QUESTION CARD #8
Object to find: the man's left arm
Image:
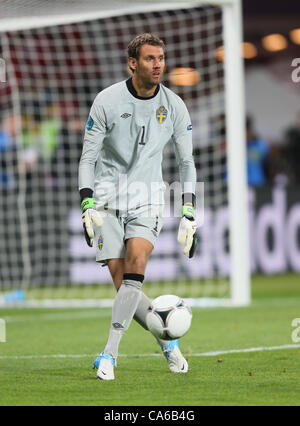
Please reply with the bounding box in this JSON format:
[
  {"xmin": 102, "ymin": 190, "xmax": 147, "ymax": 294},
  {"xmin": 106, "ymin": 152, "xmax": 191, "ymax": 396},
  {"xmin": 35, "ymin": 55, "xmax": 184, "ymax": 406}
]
[{"xmin": 172, "ymin": 98, "xmax": 198, "ymax": 258}]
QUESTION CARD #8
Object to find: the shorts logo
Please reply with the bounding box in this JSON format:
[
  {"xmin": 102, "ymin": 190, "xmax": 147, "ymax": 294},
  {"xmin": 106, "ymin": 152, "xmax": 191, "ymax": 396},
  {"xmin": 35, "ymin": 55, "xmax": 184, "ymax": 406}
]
[
  {"xmin": 86, "ymin": 115, "xmax": 94, "ymax": 131},
  {"xmin": 120, "ymin": 113, "xmax": 131, "ymax": 119},
  {"xmin": 98, "ymin": 235, "xmax": 104, "ymax": 250},
  {"xmin": 187, "ymin": 124, "xmax": 192, "ymax": 131},
  {"xmin": 156, "ymin": 106, "xmax": 168, "ymax": 123}
]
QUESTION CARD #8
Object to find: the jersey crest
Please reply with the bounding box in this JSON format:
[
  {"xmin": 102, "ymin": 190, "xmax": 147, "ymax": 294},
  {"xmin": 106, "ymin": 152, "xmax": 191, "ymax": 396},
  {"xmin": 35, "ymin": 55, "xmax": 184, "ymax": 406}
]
[{"xmin": 156, "ymin": 106, "xmax": 168, "ymax": 124}]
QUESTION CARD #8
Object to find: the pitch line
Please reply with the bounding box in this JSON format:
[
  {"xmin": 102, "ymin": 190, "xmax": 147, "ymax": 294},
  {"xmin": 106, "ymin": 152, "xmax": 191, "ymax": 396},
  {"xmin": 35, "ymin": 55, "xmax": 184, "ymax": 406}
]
[
  {"xmin": 1, "ymin": 344, "xmax": 300, "ymax": 360},
  {"xmin": 192, "ymin": 344, "xmax": 300, "ymax": 357}
]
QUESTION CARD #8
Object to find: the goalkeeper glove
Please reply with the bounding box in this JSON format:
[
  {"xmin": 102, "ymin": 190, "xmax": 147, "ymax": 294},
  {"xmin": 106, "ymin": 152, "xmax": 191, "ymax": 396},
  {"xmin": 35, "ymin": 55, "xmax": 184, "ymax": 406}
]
[
  {"xmin": 177, "ymin": 205, "xmax": 198, "ymax": 258},
  {"xmin": 81, "ymin": 198, "xmax": 103, "ymax": 247}
]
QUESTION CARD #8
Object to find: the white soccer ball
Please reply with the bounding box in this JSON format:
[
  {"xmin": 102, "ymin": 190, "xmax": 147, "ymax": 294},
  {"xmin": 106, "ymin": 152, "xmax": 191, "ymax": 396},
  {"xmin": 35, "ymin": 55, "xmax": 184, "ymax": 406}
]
[{"xmin": 146, "ymin": 294, "xmax": 192, "ymax": 340}]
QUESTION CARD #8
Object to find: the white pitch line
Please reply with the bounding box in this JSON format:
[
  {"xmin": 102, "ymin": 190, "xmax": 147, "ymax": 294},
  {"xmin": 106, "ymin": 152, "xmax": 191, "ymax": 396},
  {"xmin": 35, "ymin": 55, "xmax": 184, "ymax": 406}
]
[
  {"xmin": 1, "ymin": 344, "xmax": 300, "ymax": 360},
  {"xmin": 191, "ymin": 344, "xmax": 300, "ymax": 357},
  {"xmin": 3, "ymin": 310, "xmax": 110, "ymax": 323}
]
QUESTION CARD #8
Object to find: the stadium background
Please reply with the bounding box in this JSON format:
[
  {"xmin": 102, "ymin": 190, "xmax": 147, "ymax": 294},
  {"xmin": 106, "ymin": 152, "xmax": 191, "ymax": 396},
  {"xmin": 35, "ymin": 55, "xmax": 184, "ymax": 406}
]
[
  {"xmin": 0, "ymin": 0, "xmax": 300, "ymax": 408},
  {"xmin": 0, "ymin": 0, "xmax": 299, "ymax": 297}
]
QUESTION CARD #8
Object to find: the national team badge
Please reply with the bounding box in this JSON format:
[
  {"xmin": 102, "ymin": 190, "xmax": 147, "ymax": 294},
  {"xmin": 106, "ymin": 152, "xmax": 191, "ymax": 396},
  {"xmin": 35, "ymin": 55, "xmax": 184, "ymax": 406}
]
[
  {"xmin": 98, "ymin": 235, "xmax": 104, "ymax": 251},
  {"xmin": 156, "ymin": 106, "xmax": 168, "ymax": 124}
]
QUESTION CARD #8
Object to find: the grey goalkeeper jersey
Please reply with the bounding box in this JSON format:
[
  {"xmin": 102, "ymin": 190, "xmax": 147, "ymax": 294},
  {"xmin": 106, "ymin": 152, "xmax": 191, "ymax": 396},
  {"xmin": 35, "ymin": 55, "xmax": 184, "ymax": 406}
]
[{"xmin": 78, "ymin": 78, "xmax": 196, "ymax": 211}]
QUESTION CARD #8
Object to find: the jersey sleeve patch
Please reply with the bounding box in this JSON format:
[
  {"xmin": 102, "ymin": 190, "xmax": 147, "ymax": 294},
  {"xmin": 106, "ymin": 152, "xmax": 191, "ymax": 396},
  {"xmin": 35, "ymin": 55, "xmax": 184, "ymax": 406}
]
[
  {"xmin": 187, "ymin": 124, "xmax": 192, "ymax": 131},
  {"xmin": 86, "ymin": 115, "xmax": 94, "ymax": 131}
]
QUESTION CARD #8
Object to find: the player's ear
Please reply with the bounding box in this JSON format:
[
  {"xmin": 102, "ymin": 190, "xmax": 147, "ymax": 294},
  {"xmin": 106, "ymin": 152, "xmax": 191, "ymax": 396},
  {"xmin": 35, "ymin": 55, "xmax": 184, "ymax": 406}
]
[
  {"xmin": 127, "ymin": 65, "xmax": 134, "ymax": 76},
  {"xmin": 128, "ymin": 57, "xmax": 137, "ymax": 73}
]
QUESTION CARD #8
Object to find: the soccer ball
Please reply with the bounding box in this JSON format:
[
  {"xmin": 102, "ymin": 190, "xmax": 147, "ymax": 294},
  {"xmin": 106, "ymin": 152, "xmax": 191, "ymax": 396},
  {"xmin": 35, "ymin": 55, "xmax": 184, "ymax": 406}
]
[{"xmin": 146, "ymin": 294, "xmax": 192, "ymax": 340}]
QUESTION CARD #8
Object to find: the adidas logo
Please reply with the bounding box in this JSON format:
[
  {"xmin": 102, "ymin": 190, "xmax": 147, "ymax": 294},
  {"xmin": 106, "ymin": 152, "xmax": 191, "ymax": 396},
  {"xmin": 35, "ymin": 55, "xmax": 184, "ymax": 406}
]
[{"xmin": 120, "ymin": 113, "xmax": 132, "ymax": 119}]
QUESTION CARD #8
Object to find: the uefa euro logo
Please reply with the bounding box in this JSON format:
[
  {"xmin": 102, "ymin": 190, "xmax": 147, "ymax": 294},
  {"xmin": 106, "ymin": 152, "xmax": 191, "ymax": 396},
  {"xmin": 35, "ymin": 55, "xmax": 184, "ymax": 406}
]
[{"xmin": 86, "ymin": 115, "xmax": 94, "ymax": 131}]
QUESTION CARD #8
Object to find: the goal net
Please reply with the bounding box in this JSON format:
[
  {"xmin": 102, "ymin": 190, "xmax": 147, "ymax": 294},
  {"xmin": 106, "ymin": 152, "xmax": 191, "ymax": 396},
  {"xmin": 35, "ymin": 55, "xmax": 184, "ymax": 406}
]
[{"xmin": 0, "ymin": 0, "xmax": 250, "ymax": 306}]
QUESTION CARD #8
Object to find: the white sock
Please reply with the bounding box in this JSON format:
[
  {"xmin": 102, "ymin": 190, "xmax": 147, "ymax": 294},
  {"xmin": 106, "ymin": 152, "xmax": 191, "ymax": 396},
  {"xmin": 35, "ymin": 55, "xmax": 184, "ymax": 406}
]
[{"xmin": 103, "ymin": 274, "xmax": 144, "ymax": 359}]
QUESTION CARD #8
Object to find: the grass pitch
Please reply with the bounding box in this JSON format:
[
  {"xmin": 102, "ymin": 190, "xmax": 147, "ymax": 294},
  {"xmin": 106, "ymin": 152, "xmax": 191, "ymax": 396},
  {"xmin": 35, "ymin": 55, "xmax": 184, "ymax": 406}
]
[{"xmin": 0, "ymin": 274, "xmax": 300, "ymax": 406}]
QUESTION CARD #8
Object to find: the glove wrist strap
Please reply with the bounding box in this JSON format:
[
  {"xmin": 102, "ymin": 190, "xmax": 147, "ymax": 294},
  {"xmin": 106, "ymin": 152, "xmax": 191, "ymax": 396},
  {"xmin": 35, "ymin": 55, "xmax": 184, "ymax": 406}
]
[
  {"xmin": 81, "ymin": 198, "xmax": 94, "ymax": 212},
  {"xmin": 182, "ymin": 193, "xmax": 195, "ymax": 207},
  {"xmin": 182, "ymin": 205, "xmax": 195, "ymax": 220}
]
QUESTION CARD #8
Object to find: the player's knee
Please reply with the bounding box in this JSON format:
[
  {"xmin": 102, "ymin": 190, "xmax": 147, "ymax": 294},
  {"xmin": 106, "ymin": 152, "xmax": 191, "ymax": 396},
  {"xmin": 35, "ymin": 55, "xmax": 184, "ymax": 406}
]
[{"xmin": 125, "ymin": 254, "xmax": 147, "ymax": 274}]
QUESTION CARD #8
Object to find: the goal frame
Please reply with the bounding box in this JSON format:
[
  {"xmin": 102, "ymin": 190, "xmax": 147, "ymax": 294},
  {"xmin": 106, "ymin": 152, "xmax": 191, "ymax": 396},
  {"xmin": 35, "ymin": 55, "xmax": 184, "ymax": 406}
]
[{"xmin": 0, "ymin": 0, "xmax": 251, "ymax": 307}]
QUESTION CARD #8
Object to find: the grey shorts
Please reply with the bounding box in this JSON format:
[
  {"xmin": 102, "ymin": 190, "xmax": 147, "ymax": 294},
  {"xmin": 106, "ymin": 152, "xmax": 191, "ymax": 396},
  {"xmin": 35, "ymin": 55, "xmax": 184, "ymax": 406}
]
[{"xmin": 94, "ymin": 206, "xmax": 164, "ymax": 265}]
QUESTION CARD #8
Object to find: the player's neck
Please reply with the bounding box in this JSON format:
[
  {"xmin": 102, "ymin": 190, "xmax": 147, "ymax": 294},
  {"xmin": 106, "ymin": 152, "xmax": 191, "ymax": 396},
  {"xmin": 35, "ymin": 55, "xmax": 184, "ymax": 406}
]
[{"xmin": 131, "ymin": 74, "xmax": 158, "ymax": 98}]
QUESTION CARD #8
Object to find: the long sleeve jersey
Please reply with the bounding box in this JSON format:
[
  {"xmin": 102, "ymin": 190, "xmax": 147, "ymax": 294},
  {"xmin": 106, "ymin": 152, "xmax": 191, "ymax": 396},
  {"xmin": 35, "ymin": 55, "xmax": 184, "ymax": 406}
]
[{"xmin": 78, "ymin": 78, "xmax": 196, "ymax": 212}]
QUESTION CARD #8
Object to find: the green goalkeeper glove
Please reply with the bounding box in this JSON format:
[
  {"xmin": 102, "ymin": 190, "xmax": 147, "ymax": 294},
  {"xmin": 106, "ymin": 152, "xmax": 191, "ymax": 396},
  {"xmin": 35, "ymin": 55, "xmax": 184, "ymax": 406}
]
[
  {"xmin": 81, "ymin": 198, "xmax": 103, "ymax": 247},
  {"xmin": 177, "ymin": 205, "xmax": 198, "ymax": 258}
]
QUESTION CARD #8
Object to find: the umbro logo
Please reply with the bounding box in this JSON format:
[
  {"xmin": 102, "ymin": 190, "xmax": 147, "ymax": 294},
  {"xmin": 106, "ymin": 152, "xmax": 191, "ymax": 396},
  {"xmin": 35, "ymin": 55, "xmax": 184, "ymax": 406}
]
[
  {"xmin": 120, "ymin": 113, "xmax": 132, "ymax": 119},
  {"xmin": 112, "ymin": 322, "xmax": 124, "ymax": 329}
]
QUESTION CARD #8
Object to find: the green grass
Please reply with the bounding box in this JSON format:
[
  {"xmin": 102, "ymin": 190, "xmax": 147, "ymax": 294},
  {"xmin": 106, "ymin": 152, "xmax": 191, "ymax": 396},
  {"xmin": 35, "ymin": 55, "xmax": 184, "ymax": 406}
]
[
  {"xmin": 5, "ymin": 272, "xmax": 299, "ymax": 301},
  {"xmin": 0, "ymin": 274, "xmax": 300, "ymax": 406}
]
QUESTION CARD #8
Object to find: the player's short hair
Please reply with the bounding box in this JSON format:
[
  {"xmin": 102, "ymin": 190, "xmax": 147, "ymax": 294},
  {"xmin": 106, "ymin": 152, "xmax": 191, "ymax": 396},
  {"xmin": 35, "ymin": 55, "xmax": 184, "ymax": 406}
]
[{"xmin": 127, "ymin": 33, "xmax": 165, "ymax": 65}]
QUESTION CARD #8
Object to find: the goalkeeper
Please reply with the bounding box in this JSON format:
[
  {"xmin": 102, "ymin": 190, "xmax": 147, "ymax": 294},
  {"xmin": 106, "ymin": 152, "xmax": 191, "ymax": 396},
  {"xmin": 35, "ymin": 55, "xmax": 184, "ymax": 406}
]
[{"xmin": 78, "ymin": 33, "xmax": 197, "ymax": 381}]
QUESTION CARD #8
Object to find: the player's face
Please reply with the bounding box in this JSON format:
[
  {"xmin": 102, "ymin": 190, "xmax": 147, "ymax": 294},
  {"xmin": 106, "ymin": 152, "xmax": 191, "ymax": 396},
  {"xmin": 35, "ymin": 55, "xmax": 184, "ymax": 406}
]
[{"xmin": 132, "ymin": 44, "xmax": 165, "ymax": 87}]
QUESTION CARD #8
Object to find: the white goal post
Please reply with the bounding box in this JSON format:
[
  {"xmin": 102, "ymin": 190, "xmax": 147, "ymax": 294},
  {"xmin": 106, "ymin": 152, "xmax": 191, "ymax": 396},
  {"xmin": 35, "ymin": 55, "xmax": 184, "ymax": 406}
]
[
  {"xmin": 222, "ymin": 0, "xmax": 251, "ymax": 306},
  {"xmin": 0, "ymin": 0, "xmax": 250, "ymax": 307}
]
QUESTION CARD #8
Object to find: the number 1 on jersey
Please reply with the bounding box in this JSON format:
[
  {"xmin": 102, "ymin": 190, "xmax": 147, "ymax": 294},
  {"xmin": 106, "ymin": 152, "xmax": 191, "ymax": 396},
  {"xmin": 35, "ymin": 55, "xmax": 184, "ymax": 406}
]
[{"xmin": 139, "ymin": 125, "xmax": 146, "ymax": 145}]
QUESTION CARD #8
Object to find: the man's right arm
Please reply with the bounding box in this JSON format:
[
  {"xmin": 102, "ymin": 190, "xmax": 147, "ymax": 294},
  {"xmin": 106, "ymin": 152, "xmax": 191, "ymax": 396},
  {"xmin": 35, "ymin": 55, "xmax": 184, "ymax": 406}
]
[
  {"xmin": 78, "ymin": 94, "xmax": 107, "ymax": 246},
  {"xmin": 78, "ymin": 93, "xmax": 107, "ymax": 193}
]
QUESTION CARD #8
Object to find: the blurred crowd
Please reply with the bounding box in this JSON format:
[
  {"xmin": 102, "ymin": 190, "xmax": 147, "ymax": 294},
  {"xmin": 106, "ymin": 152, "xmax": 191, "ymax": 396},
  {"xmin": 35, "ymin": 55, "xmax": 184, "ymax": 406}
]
[
  {"xmin": 0, "ymin": 103, "xmax": 84, "ymax": 199},
  {"xmin": 1, "ymin": 105, "xmax": 300, "ymax": 198},
  {"xmin": 244, "ymin": 113, "xmax": 300, "ymax": 187},
  {"xmin": 193, "ymin": 112, "xmax": 300, "ymax": 190}
]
